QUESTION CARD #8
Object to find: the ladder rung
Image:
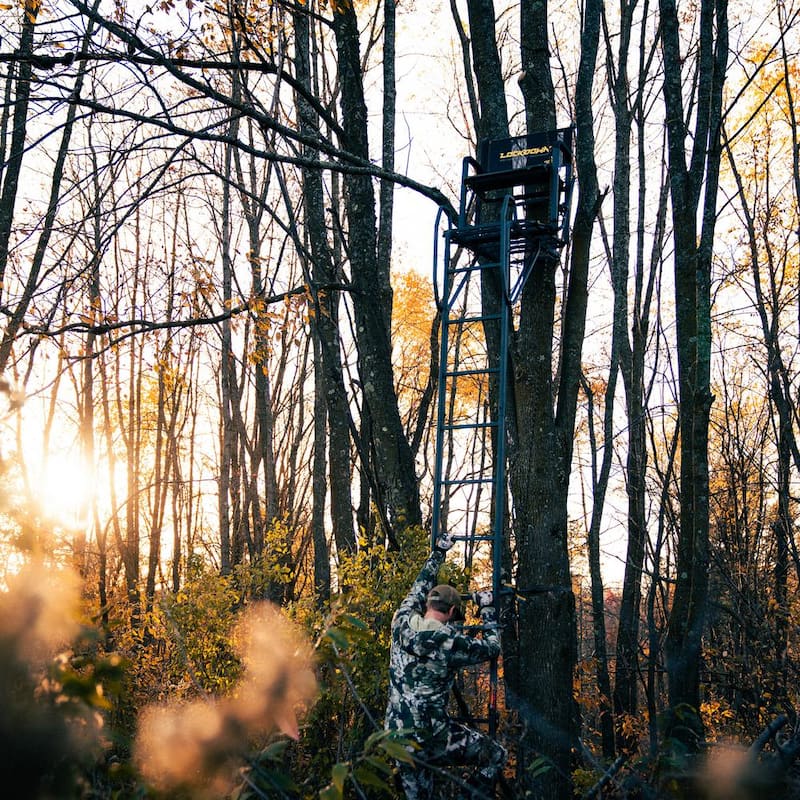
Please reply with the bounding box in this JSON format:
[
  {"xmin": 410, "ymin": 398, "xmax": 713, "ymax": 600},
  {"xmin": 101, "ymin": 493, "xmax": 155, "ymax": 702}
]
[
  {"xmin": 440, "ymin": 534, "xmax": 497, "ymax": 543},
  {"xmin": 446, "ymin": 367, "xmax": 498, "ymax": 378},
  {"xmin": 442, "ymin": 421, "xmax": 496, "ymax": 432},
  {"xmin": 449, "ymin": 262, "xmax": 501, "ymax": 275},
  {"xmin": 451, "ymin": 712, "xmax": 492, "ymax": 725},
  {"xmin": 442, "ymin": 476, "xmax": 494, "ymax": 485},
  {"xmin": 447, "ymin": 313, "xmax": 501, "ymax": 325}
]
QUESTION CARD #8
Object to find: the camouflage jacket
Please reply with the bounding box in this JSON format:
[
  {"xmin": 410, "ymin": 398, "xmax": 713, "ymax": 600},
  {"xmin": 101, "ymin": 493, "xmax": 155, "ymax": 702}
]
[{"xmin": 384, "ymin": 550, "xmax": 500, "ymax": 741}]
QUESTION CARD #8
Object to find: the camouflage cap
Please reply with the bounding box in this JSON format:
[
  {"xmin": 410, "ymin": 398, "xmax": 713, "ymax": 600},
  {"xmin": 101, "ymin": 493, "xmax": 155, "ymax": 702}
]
[{"xmin": 427, "ymin": 584, "xmax": 464, "ymax": 621}]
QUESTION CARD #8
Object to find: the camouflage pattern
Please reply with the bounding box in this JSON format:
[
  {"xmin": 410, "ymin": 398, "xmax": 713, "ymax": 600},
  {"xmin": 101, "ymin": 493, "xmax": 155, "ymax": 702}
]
[{"xmin": 384, "ymin": 550, "xmax": 507, "ymax": 797}]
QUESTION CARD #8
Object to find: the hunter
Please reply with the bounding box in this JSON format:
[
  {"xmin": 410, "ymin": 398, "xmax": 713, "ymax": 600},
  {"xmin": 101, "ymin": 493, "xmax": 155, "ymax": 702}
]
[{"xmin": 384, "ymin": 531, "xmax": 507, "ymax": 797}]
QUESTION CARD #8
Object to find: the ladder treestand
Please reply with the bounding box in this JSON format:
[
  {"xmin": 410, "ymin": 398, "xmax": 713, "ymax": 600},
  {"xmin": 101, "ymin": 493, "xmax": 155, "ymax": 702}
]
[{"xmin": 431, "ymin": 127, "xmax": 575, "ymax": 738}]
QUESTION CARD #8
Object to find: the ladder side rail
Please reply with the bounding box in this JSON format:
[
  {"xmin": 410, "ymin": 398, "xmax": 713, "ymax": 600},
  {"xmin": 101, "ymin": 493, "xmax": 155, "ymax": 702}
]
[
  {"xmin": 458, "ymin": 156, "xmax": 481, "ymax": 228},
  {"xmin": 549, "ymin": 142, "xmax": 563, "ymax": 230},
  {"xmin": 432, "ymin": 205, "xmax": 449, "ymax": 310},
  {"xmin": 430, "ymin": 223, "xmax": 455, "ymax": 548},
  {"xmin": 465, "ymin": 387, "xmax": 491, "ymax": 569},
  {"xmin": 499, "ymin": 194, "xmax": 518, "ymax": 305},
  {"xmin": 451, "ymin": 266, "xmax": 490, "ymax": 568},
  {"xmin": 508, "ymin": 236, "xmax": 537, "ymax": 303},
  {"xmin": 433, "ymin": 252, "xmax": 486, "ymax": 548},
  {"xmin": 443, "ymin": 308, "xmax": 469, "ymax": 551},
  {"xmin": 560, "ymin": 156, "xmax": 576, "ymax": 245},
  {"xmin": 481, "ymin": 195, "xmax": 516, "ymax": 737},
  {"xmin": 556, "ymin": 127, "xmax": 575, "ymax": 245}
]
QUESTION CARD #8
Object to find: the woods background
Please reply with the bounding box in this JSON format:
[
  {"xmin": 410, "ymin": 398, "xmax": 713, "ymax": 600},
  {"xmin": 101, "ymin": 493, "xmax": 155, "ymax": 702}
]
[{"xmin": 0, "ymin": 0, "xmax": 799, "ymax": 797}]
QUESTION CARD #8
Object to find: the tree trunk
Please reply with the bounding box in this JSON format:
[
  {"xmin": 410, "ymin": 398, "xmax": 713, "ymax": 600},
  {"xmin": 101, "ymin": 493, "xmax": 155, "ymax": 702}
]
[
  {"xmin": 607, "ymin": 0, "xmax": 664, "ymax": 751},
  {"xmin": 0, "ymin": 1, "xmax": 36, "ymax": 297},
  {"xmin": 312, "ymin": 334, "xmax": 331, "ymax": 604},
  {"xmin": 218, "ymin": 126, "xmax": 236, "ymax": 575},
  {"xmin": 660, "ymin": 0, "xmax": 728, "ymax": 750},
  {"xmin": 331, "ymin": 3, "xmax": 421, "ymax": 538},
  {"xmin": 452, "ymin": 0, "xmax": 599, "ymax": 793},
  {"xmin": 0, "ymin": 2, "xmax": 97, "ymax": 372},
  {"xmin": 293, "ymin": 5, "xmax": 356, "ymax": 556},
  {"xmin": 581, "ymin": 370, "xmax": 617, "ymax": 760},
  {"xmin": 512, "ymin": 1, "xmax": 599, "ymax": 795},
  {"xmin": 123, "ymin": 225, "xmax": 143, "ymax": 624}
]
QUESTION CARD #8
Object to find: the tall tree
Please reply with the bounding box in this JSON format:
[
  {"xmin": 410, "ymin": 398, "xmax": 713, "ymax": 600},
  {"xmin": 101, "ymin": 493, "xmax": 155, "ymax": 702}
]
[
  {"xmin": 0, "ymin": 0, "xmax": 36, "ymax": 299},
  {"xmin": 604, "ymin": 0, "xmax": 666, "ymax": 748},
  {"xmin": 293, "ymin": 2, "xmax": 356, "ymax": 559},
  {"xmin": 0, "ymin": 0, "xmax": 100, "ymax": 373},
  {"xmin": 514, "ymin": 0, "xmax": 601, "ymax": 791},
  {"xmin": 331, "ymin": 2, "xmax": 422, "ymax": 539},
  {"xmin": 580, "ymin": 368, "xmax": 618, "ymax": 759},
  {"xmin": 659, "ymin": 0, "xmax": 728, "ymax": 748},
  {"xmin": 724, "ymin": 54, "xmax": 800, "ymax": 703},
  {"xmin": 455, "ymin": 0, "xmax": 602, "ymax": 794}
]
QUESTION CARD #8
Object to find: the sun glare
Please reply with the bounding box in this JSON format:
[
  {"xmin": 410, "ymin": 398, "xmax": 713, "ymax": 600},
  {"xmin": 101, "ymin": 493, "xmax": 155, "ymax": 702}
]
[{"xmin": 34, "ymin": 453, "xmax": 93, "ymax": 529}]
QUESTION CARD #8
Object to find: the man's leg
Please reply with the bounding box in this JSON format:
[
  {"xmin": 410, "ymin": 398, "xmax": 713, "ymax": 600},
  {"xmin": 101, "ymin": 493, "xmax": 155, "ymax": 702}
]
[
  {"xmin": 396, "ymin": 757, "xmax": 433, "ymax": 800},
  {"xmin": 440, "ymin": 721, "xmax": 507, "ymax": 784}
]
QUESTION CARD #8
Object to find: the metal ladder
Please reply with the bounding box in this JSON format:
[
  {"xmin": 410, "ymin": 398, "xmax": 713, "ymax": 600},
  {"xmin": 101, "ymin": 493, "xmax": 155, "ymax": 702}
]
[{"xmin": 430, "ymin": 127, "xmax": 575, "ymax": 738}]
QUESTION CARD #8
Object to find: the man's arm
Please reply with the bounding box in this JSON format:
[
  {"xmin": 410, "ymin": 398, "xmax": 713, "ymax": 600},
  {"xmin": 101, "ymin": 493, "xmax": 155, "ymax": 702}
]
[
  {"xmin": 395, "ymin": 549, "xmax": 445, "ymax": 618},
  {"xmin": 445, "ymin": 601, "xmax": 501, "ymax": 666},
  {"xmin": 394, "ymin": 532, "xmax": 455, "ymax": 620}
]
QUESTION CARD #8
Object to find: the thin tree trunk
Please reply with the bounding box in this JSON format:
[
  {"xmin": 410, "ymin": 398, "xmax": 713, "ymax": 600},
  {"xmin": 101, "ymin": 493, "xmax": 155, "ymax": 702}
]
[
  {"xmin": 217, "ymin": 90, "xmax": 240, "ymax": 575},
  {"xmin": 293, "ymin": 4, "xmax": 356, "ymax": 556},
  {"xmin": 312, "ymin": 334, "xmax": 331, "ymax": 604},
  {"xmin": 0, "ymin": 0, "xmax": 36, "ymax": 296},
  {"xmin": 123, "ymin": 219, "xmax": 143, "ymax": 625},
  {"xmin": 0, "ymin": 2, "xmax": 98, "ymax": 371},
  {"xmin": 76, "ymin": 114, "xmax": 105, "ymax": 583},
  {"xmin": 332, "ymin": 2, "xmax": 421, "ymax": 538},
  {"xmin": 580, "ymin": 367, "xmax": 617, "ymax": 761},
  {"xmin": 726, "ymin": 133, "xmax": 796, "ymax": 704},
  {"xmin": 660, "ymin": 0, "xmax": 728, "ymax": 749},
  {"xmin": 608, "ymin": 0, "xmax": 665, "ymax": 748}
]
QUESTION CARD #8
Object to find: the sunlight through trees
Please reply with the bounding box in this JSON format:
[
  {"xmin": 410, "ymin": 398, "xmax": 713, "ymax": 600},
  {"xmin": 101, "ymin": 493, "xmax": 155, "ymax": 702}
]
[{"xmin": 0, "ymin": 0, "xmax": 799, "ymax": 797}]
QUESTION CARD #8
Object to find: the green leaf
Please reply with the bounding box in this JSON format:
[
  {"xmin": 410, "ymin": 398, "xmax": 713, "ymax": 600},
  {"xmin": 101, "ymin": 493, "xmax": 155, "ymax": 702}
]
[
  {"xmin": 324, "ymin": 627, "xmax": 350, "ymax": 650},
  {"xmin": 364, "ymin": 755, "xmax": 394, "ymax": 775},
  {"xmin": 259, "ymin": 738, "xmax": 290, "ymax": 761},
  {"xmin": 364, "ymin": 728, "xmax": 393, "ymax": 751},
  {"xmin": 353, "ymin": 765, "xmax": 392, "ymax": 790},
  {"xmin": 331, "ymin": 762, "xmax": 349, "ymax": 793},
  {"xmin": 341, "ymin": 614, "xmax": 368, "ymax": 629},
  {"xmin": 526, "ymin": 756, "xmax": 553, "ymax": 778},
  {"xmin": 380, "ymin": 739, "xmax": 415, "ymax": 764}
]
